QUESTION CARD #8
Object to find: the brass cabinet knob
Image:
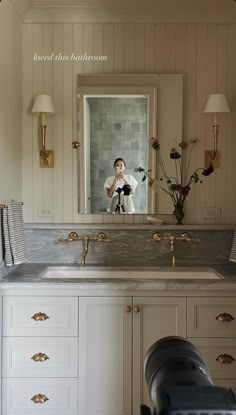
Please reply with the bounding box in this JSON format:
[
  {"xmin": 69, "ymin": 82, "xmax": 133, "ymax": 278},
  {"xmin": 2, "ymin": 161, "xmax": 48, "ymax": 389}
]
[
  {"xmin": 31, "ymin": 312, "xmax": 50, "ymax": 321},
  {"xmin": 216, "ymin": 313, "xmax": 234, "ymax": 322},
  {"xmin": 31, "ymin": 394, "xmax": 49, "ymax": 404},
  {"xmin": 216, "ymin": 354, "xmax": 235, "ymax": 364},
  {"xmin": 125, "ymin": 305, "xmax": 131, "ymax": 313},
  {"xmin": 134, "ymin": 305, "xmax": 140, "ymax": 313},
  {"xmin": 31, "ymin": 352, "xmax": 50, "ymax": 362}
]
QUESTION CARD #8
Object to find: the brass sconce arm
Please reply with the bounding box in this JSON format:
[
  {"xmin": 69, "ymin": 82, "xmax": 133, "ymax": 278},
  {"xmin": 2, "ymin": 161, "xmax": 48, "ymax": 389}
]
[{"xmin": 58, "ymin": 232, "xmax": 112, "ymax": 266}]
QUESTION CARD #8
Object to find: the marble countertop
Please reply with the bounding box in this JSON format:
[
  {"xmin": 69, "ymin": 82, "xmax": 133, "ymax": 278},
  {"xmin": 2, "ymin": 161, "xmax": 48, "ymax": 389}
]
[{"xmin": 1, "ymin": 262, "xmax": 236, "ymax": 292}]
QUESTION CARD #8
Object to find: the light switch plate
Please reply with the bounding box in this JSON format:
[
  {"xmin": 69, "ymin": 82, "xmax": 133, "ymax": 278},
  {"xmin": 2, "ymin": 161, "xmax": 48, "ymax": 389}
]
[{"xmin": 38, "ymin": 208, "xmax": 54, "ymax": 217}]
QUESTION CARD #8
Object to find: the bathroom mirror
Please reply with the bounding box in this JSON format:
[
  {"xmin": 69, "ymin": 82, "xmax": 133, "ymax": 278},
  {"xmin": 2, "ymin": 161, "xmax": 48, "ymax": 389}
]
[{"xmin": 77, "ymin": 74, "xmax": 183, "ymax": 215}]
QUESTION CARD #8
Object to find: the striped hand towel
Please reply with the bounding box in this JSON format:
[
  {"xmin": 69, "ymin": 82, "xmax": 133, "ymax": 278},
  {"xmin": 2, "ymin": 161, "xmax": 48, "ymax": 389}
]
[
  {"xmin": 229, "ymin": 228, "xmax": 236, "ymax": 262},
  {"xmin": 2, "ymin": 202, "xmax": 28, "ymax": 266}
]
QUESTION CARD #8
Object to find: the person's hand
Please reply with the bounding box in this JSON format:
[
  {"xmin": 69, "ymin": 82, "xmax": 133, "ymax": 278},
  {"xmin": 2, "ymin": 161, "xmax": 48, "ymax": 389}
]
[{"xmin": 116, "ymin": 171, "xmax": 123, "ymax": 180}]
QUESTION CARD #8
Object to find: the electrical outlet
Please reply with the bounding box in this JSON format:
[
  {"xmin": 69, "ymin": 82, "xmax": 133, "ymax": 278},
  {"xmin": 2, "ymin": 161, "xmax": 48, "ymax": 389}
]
[
  {"xmin": 38, "ymin": 208, "xmax": 54, "ymax": 218},
  {"xmin": 204, "ymin": 207, "xmax": 221, "ymax": 219}
]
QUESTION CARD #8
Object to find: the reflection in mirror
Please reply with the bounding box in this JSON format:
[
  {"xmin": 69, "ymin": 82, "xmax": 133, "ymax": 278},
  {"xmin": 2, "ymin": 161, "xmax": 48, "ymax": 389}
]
[{"xmin": 83, "ymin": 96, "xmax": 149, "ymax": 214}]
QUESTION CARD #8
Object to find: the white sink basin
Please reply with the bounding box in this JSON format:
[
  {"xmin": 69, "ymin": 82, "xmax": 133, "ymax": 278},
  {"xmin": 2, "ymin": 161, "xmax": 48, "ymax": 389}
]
[{"xmin": 39, "ymin": 266, "xmax": 222, "ymax": 280}]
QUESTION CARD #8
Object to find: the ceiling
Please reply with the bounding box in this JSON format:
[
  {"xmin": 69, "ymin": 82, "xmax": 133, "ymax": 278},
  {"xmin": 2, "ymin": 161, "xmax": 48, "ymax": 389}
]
[{"xmin": 10, "ymin": 0, "xmax": 236, "ymax": 22}]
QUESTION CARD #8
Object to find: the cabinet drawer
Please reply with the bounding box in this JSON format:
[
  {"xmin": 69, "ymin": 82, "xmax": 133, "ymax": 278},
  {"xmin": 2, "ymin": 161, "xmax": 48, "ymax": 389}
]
[
  {"xmin": 3, "ymin": 296, "xmax": 78, "ymax": 336},
  {"xmin": 188, "ymin": 338, "xmax": 236, "ymax": 379},
  {"xmin": 2, "ymin": 337, "xmax": 78, "ymax": 378},
  {"xmin": 2, "ymin": 378, "xmax": 77, "ymax": 415},
  {"xmin": 187, "ymin": 297, "xmax": 236, "ymax": 337}
]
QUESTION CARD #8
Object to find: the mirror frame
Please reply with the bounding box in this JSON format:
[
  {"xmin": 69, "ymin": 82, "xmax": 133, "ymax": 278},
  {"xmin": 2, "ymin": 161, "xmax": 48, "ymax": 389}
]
[{"xmin": 74, "ymin": 73, "xmax": 183, "ymax": 221}]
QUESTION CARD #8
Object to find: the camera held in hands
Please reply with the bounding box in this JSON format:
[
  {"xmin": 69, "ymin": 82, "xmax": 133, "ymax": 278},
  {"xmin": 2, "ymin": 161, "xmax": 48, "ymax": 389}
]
[
  {"xmin": 141, "ymin": 336, "xmax": 236, "ymax": 415},
  {"xmin": 116, "ymin": 184, "xmax": 132, "ymax": 196}
]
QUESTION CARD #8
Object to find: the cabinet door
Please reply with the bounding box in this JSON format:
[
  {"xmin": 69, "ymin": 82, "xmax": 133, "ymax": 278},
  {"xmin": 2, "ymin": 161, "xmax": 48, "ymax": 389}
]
[
  {"xmin": 132, "ymin": 296, "xmax": 186, "ymax": 415},
  {"xmin": 79, "ymin": 296, "xmax": 132, "ymax": 415}
]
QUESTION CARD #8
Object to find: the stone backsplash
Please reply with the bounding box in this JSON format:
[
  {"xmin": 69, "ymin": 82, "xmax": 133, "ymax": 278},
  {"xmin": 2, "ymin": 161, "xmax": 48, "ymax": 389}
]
[{"xmin": 22, "ymin": 227, "xmax": 234, "ymax": 267}]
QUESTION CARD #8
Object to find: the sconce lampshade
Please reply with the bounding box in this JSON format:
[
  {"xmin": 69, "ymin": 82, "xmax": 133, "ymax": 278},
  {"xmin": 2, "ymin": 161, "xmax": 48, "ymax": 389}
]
[
  {"xmin": 204, "ymin": 94, "xmax": 230, "ymax": 114},
  {"xmin": 32, "ymin": 94, "xmax": 55, "ymax": 115}
]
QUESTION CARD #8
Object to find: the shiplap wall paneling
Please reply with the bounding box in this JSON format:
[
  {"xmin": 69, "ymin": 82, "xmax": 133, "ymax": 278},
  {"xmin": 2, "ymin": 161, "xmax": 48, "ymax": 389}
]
[
  {"xmin": 93, "ymin": 24, "xmax": 104, "ymax": 74},
  {"xmin": 22, "ymin": 22, "xmax": 236, "ymax": 224},
  {"xmin": 227, "ymin": 24, "xmax": 236, "ymax": 224},
  {"xmin": 184, "ymin": 24, "xmax": 197, "ymax": 224},
  {"xmin": 145, "ymin": 24, "xmax": 156, "ymax": 73},
  {"xmin": 42, "ymin": 23, "xmax": 54, "ymax": 222},
  {"xmin": 104, "ymin": 24, "xmax": 114, "ymax": 73},
  {"xmin": 72, "ymin": 24, "xmax": 84, "ymax": 222},
  {"xmin": 83, "ymin": 24, "xmax": 94, "ymax": 74},
  {"xmin": 205, "ymin": 24, "xmax": 218, "ymax": 224},
  {"xmin": 32, "ymin": 24, "xmax": 44, "ymax": 222},
  {"xmin": 155, "ymin": 24, "xmax": 166, "ymax": 73},
  {"xmin": 114, "ymin": 24, "xmax": 125, "ymax": 73},
  {"xmin": 52, "ymin": 24, "xmax": 64, "ymax": 222},
  {"xmin": 23, "ymin": 24, "xmax": 33, "ymax": 222},
  {"xmin": 124, "ymin": 24, "xmax": 135, "ymax": 73},
  {"xmin": 195, "ymin": 24, "xmax": 208, "ymax": 224},
  {"xmin": 135, "ymin": 24, "xmax": 145, "ymax": 73},
  {"xmin": 63, "ymin": 25, "xmax": 74, "ymax": 221},
  {"xmin": 215, "ymin": 24, "xmax": 228, "ymax": 224}
]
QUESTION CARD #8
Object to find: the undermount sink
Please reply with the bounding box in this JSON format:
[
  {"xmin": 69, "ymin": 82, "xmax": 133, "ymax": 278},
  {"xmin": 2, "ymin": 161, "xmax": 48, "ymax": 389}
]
[{"xmin": 39, "ymin": 266, "xmax": 222, "ymax": 280}]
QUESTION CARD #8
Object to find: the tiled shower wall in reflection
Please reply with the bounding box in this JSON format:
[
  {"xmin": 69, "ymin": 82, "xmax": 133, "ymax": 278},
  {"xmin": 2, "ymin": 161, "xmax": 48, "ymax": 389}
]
[{"xmin": 87, "ymin": 97, "xmax": 148, "ymax": 213}]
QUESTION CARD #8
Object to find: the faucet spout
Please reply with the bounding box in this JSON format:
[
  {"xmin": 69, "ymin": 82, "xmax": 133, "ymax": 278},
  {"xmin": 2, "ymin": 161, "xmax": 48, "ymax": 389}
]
[
  {"xmin": 81, "ymin": 236, "xmax": 89, "ymax": 267},
  {"xmin": 58, "ymin": 231, "xmax": 112, "ymax": 266},
  {"xmin": 170, "ymin": 237, "xmax": 176, "ymax": 267},
  {"xmin": 147, "ymin": 232, "xmax": 200, "ymax": 267}
]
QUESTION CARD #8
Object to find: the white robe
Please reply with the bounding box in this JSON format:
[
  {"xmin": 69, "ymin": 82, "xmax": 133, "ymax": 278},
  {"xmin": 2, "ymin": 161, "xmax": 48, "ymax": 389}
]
[{"xmin": 104, "ymin": 175, "xmax": 138, "ymax": 213}]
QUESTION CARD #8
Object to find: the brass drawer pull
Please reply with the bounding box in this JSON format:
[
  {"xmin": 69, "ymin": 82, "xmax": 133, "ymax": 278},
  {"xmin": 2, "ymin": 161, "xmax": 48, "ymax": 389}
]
[
  {"xmin": 31, "ymin": 394, "xmax": 49, "ymax": 404},
  {"xmin": 216, "ymin": 354, "xmax": 235, "ymax": 364},
  {"xmin": 31, "ymin": 312, "xmax": 50, "ymax": 321},
  {"xmin": 31, "ymin": 352, "xmax": 50, "ymax": 362},
  {"xmin": 134, "ymin": 305, "xmax": 140, "ymax": 313},
  {"xmin": 216, "ymin": 313, "xmax": 234, "ymax": 322},
  {"xmin": 125, "ymin": 305, "xmax": 131, "ymax": 313}
]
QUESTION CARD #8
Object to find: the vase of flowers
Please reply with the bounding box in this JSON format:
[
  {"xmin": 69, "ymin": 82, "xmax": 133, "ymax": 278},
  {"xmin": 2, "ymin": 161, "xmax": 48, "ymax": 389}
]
[{"xmin": 134, "ymin": 137, "xmax": 214, "ymax": 224}]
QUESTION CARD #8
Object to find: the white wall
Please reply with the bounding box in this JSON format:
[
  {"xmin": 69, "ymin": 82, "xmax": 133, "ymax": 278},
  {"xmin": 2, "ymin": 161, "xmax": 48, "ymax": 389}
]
[
  {"xmin": 0, "ymin": 0, "xmax": 23, "ymax": 262},
  {"xmin": 22, "ymin": 23, "xmax": 236, "ymax": 224}
]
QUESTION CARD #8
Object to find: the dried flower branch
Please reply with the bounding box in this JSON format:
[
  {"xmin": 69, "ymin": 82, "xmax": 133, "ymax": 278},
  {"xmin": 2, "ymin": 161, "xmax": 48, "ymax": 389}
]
[{"xmin": 134, "ymin": 137, "xmax": 214, "ymax": 210}]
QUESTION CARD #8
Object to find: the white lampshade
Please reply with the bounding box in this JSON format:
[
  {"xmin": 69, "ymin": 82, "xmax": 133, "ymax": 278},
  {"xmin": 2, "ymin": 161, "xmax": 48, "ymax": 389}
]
[
  {"xmin": 204, "ymin": 94, "xmax": 230, "ymax": 113},
  {"xmin": 32, "ymin": 94, "xmax": 55, "ymax": 114}
]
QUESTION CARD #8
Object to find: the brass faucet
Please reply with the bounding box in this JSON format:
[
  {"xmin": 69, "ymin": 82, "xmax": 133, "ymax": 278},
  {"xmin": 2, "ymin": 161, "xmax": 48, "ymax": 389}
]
[
  {"xmin": 147, "ymin": 232, "xmax": 200, "ymax": 267},
  {"xmin": 58, "ymin": 232, "xmax": 112, "ymax": 266}
]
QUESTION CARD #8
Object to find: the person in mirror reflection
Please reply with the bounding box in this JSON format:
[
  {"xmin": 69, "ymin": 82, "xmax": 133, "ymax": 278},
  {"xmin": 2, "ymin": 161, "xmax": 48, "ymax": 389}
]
[{"xmin": 104, "ymin": 158, "xmax": 138, "ymax": 213}]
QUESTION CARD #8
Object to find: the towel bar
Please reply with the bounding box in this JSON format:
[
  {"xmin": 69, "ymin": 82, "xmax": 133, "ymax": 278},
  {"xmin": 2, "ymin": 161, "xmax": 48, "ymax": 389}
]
[{"xmin": 0, "ymin": 202, "xmax": 23, "ymax": 209}]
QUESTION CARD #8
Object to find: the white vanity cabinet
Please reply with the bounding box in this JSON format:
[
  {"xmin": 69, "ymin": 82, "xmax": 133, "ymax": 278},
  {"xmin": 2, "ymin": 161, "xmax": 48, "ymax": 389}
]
[
  {"xmin": 2, "ymin": 296, "xmax": 79, "ymax": 415},
  {"xmin": 187, "ymin": 297, "xmax": 236, "ymax": 389},
  {"xmin": 1, "ymin": 289, "xmax": 236, "ymax": 415},
  {"xmin": 79, "ymin": 296, "xmax": 186, "ymax": 415}
]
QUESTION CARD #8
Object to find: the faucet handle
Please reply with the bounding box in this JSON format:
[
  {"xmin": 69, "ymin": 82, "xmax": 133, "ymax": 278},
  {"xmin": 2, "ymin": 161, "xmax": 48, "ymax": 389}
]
[
  {"xmin": 147, "ymin": 232, "xmax": 162, "ymax": 241},
  {"xmin": 180, "ymin": 232, "xmax": 191, "ymax": 241},
  {"xmin": 58, "ymin": 231, "xmax": 79, "ymax": 242},
  {"xmin": 180, "ymin": 232, "xmax": 201, "ymax": 242},
  {"xmin": 69, "ymin": 232, "xmax": 79, "ymax": 239},
  {"xmin": 96, "ymin": 232, "xmax": 112, "ymax": 242}
]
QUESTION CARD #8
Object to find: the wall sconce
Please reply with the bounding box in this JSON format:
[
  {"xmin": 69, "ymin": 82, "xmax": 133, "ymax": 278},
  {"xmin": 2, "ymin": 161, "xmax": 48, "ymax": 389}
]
[
  {"xmin": 32, "ymin": 94, "xmax": 56, "ymax": 168},
  {"xmin": 204, "ymin": 93, "xmax": 230, "ymax": 167}
]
